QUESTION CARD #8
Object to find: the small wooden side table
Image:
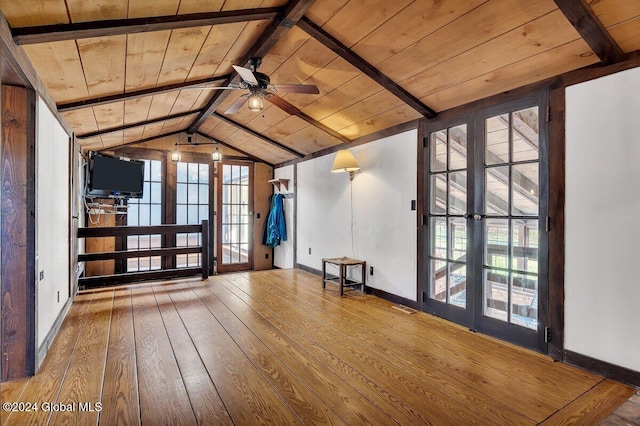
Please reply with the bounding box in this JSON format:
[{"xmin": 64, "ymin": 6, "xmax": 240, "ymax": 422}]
[{"xmin": 322, "ymin": 257, "xmax": 366, "ymax": 296}]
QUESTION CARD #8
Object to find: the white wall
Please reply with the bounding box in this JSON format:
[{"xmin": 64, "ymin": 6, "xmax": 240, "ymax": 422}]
[
  {"xmin": 36, "ymin": 97, "xmax": 71, "ymax": 348},
  {"xmin": 273, "ymin": 165, "xmax": 295, "ymax": 269},
  {"xmin": 296, "ymin": 130, "xmax": 417, "ymax": 301},
  {"xmin": 565, "ymin": 67, "xmax": 640, "ymax": 373}
]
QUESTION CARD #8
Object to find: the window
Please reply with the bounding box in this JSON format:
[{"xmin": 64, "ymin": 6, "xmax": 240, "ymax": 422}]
[
  {"xmin": 176, "ymin": 162, "xmax": 209, "ymax": 267},
  {"xmin": 126, "ymin": 159, "xmax": 162, "ymax": 272}
]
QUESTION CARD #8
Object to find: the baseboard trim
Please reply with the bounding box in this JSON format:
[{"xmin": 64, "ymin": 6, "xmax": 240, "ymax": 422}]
[
  {"xmin": 295, "ymin": 263, "xmax": 419, "ymax": 309},
  {"xmin": 564, "ymin": 349, "xmax": 640, "ymax": 388},
  {"xmin": 35, "ymin": 295, "xmax": 73, "ymax": 371}
]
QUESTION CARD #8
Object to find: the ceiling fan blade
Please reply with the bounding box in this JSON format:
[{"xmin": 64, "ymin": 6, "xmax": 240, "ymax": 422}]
[
  {"xmin": 224, "ymin": 95, "xmax": 249, "ymax": 115},
  {"xmin": 266, "ymin": 94, "xmax": 302, "ymax": 116},
  {"xmin": 232, "ymin": 65, "xmax": 259, "ymax": 86},
  {"xmin": 272, "ymin": 84, "xmax": 320, "ymax": 94}
]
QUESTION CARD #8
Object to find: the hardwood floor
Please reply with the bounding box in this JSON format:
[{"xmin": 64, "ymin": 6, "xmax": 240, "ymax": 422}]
[{"xmin": 1, "ymin": 269, "xmax": 636, "ymax": 425}]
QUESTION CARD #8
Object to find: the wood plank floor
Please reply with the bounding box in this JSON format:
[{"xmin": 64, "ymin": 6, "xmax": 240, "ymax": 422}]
[{"xmin": 1, "ymin": 269, "xmax": 636, "ymax": 425}]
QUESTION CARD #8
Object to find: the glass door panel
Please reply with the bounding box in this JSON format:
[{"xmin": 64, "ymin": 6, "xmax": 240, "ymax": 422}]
[{"xmin": 217, "ymin": 161, "xmax": 253, "ymax": 273}]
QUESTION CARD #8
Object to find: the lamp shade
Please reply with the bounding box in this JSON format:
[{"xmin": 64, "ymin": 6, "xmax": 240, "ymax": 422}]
[
  {"xmin": 331, "ymin": 149, "xmax": 360, "ymax": 173},
  {"xmin": 247, "ymin": 93, "xmax": 263, "ymax": 112},
  {"xmin": 211, "ymin": 146, "xmax": 222, "ymax": 162}
]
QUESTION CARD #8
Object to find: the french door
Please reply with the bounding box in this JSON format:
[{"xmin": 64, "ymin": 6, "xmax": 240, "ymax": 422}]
[
  {"xmin": 216, "ymin": 161, "xmax": 253, "ymax": 273},
  {"xmin": 422, "ymin": 95, "xmax": 549, "ymax": 352}
]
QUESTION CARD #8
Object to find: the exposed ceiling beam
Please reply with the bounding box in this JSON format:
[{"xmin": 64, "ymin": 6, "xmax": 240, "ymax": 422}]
[
  {"xmin": 12, "ymin": 7, "xmax": 282, "ymax": 44},
  {"xmin": 297, "ymin": 16, "xmax": 437, "ymax": 119},
  {"xmin": 187, "ymin": 0, "xmax": 317, "ymax": 133},
  {"xmin": 94, "ymin": 130, "xmax": 184, "ymax": 151},
  {"xmin": 212, "ymin": 112, "xmax": 304, "ymax": 158},
  {"xmin": 58, "ymin": 74, "xmax": 231, "ymax": 112},
  {"xmin": 553, "ymin": 0, "xmax": 625, "ymax": 65},
  {"xmin": 267, "ymin": 95, "xmax": 351, "ymax": 143},
  {"xmin": 196, "ymin": 131, "xmax": 273, "ymax": 166},
  {"xmin": 77, "ymin": 110, "xmax": 200, "ymax": 139}
]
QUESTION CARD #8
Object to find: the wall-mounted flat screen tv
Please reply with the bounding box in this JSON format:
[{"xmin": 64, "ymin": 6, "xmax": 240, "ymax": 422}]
[{"xmin": 85, "ymin": 151, "xmax": 144, "ymax": 199}]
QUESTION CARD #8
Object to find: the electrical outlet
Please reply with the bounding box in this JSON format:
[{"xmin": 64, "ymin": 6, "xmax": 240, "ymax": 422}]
[
  {"xmin": 265, "ymin": 253, "xmax": 269, "ymax": 259},
  {"xmin": 308, "ymin": 247, "xmax": 311, "ymax": 255},
  {"xmin": 57, "ymin": 291, "xmax": 60, "ymax": 303},
  {"xmin": 39, "ymin": 270, "xmax": 44, "ymax": 281},
  {"xmin": 370, "ymin": 266, "xmax": 374, "ymax": 276}
]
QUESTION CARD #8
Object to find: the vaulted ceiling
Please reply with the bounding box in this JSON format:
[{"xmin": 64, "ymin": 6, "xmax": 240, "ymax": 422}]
[{"xmin": 1, "ymin": 0, "xmax": 638, "ymax": 165}]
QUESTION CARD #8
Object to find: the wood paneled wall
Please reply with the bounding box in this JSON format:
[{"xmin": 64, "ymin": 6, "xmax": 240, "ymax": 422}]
[
  {"xmin": 253, "ymin": 163, "xmax": 273, "ymax": 271},
  {"xmin": 1, "ymin": 85, "xmax": 36, "ymax": 381}
]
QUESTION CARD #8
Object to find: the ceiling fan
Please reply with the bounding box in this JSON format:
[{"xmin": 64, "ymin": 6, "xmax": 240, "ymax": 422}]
[{"xmin": 195, "ymin": 58, "xmax": 320, "ymax": 114}]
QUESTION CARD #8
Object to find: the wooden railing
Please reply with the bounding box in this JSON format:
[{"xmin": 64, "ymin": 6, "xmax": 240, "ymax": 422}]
[{"xmin": 77, "ymin": 220, "xmax": 208, "ymax": 290}]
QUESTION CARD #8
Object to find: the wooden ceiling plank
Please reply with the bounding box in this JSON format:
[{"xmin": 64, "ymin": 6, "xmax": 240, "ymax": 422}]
[
  {"xmin": 157, "ymin": 26, "xmax": 211, "ymax": 86},
  {"xmin": 12, "ymin": 7, "xmax": 284, "ymax": 44},
  {"xmin": 186, "ymin": 22, "xmax": 248, "ymax": 80},
  {"xmin": 297, "ymin": 16, "xmax": 436, "ymax": 118},
  {"xmin": 57, "ymin": 74, "xmax": 231, "ymax": 112},
  {"xmin": 400, "ymin": 10, "xmax": 581, "ymax": 101},
  {"xmin": 78, "ymin": 110, "xmax": 200, "ymax": 138},
  {"xmin": 320, "ymin": 89, "xmax": 405, "ymax": 131},
  {"xmin": 425, "ymin": 39, "xmax": 598, "ymax": 112},
  {"xmin": 178, "ymin": 0, "xmax": 225, "ymax": 14},
  {"xmin": 351, "ymin": 0, "xmax": 486, "ymax": 67},
  {"xmin": 23, "ymin": 41, "xmax": 90, "ymax": 103},
  {"xmin": 336, "ymin": 104, "xmax": 421, "ymax": 139},
  {"xmin": 318, "ymin": 0, "xmax": 412, "ymax": 48},
  {"xmin": 267, "ymin": 94, "xmax": 351, "ymax": 143},
  {"xmin": 187, "ymin": 0, "xmax": 317, "ymax": 133},
  {"xmin": 124, "ymin": 97, "xmax": 154, "ymax": 125},
  {"xmin": 553, "ymin": 0, "xmax": 625, "ymax": 64},
  {"xmin": 92, "ymin": 102, "xmax": 125, "ymax": 130},
  {"xmin": 305, "ymin": 0, "xmax": 349, "ymax": 27},
  {"xmin": 212, "ymin": 112, "xmax": 304, "ymax": 157},
  {"xmin": 77, "ymin": 35, "xmax": 127, "ymax": 97},
  {"xmin": 608, "ymin": 16, "xmax": 640, "ymax": 53},
  {"xmin": 96, "ymin": 130, "xmax": 183, "ymax": 151},
  {"xmin": 62, "ymin": 109, "xmax": 100, "ymax": 135},
  {"xmin": 375, "ymin": 0, "xmax": 557, "ymax": 84},
  {"xmin": 0, "ymin": 0, "xmax": 68, "ymax": 27},
  {"xmin": 66, "ymin": 0, "xmax": 128, "ymax": 22},
  {"xmin": 589, "ymin": 0, "xmax": 640, "ymax": 28},
  {"xmin": 147, "ymin": 92, "xmax": 182, "ymax": 121},
  {"xmin": 125, "ymin": 31, "xmax": 172, "ymax": 91},
  {"xmin": 196, "ymin": 131, "xmax": 274, "ymax": 165}
]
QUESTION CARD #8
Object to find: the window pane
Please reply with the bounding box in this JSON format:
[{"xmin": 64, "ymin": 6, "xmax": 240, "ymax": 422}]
[
  {"xmin": 484, "ymin": 269, "xmax": 508, "ymax": 322},
  {"xmin": 188, "ymin": 205, "xmax": 198, "ymax": 224},
  {"xmin": 188, "ymin": 183, "xmax": 198, "ymax": 204},
  {"xmin": 141, "ymin": 182, "xmax": 150, "ymax": 203},
  {"xmin": 429, "ymin": 174, "xmax": 446, "ymax": 214},
  {"xmin": 188, "ymin": 163, "xmax": 199, "ymax": 183},
  {"xmin": 430, "ymin": 259, "xmax": 446, "ymax": 302},
  {"xmin": 449, "ymin": 217, "xmax": 466, "ymax": 261},
  {"xmin": 485, "ymin": 219, "xmax": 509, "ymax": 268},
  {"xmin": 241, "ymin": 205, "xmax": 249, "ymax": 224},
  {"xmin": 127, "ymin": 235, "xmax": 139, "ymax": 250},
  {"xmin": 449, "ymin": 263, "xmax": 466, "ymax": 308},
  {"xmin": 222, "ymin": 205, "xmax": 231, "ymax": 224},
  {"xmin": 151, "ymin": 161, "xmax": 161, "ymax": 182},
  {"xmin": 198, "ymin": 163, "xmax": 209, "ymax": 184},
  {"xmin": 139, "ymin": 205, "xmax": 150, "ymax": 226},
  {"xmin": 512, "ymin": 163, "xmax": 538, "ymax": 216},
  {"xmin": 430, "ymin": 130, "xmax": 447, "ymax": 172},
  {"xmin": 176, "ymin": 183, "xmax": 187, "ymax": 204},
  {"xmin": 223, "ymin": 165, "xmax": 232, "ymax": 184},
  {"xmin": 512, "ymin": 107, "xmax": 539, "ymax": 162},
  {"xmin": 486, "ymin": 114, "xmax": 509, "ymax": 165},
  {"xmin": 150, "ymin": 182, "xmax": 161, "ymax": 204},
  {"xmin": 512, "ymin": 219, "xmax": 538, "ymax": 273},
  {"xmin": 222, "ymin": 184, "xmax": 231, "ymax": 203},
  {"xmin": 222, "ymin": 244, "xmax": 231, "ymax": 264},
  {"xmin": 128, "ymin": 204, "xmax": 139, "ymax": 226},
  {"xmin": 199, "ymin": 184, "xmax": 209, "ymax": 205},
  {"xmin": 232, "ymin": 165, "xmax": 240, "ymax": 182},
  {"xmin": 199, "ymin": 205, "xmax": 208, "ymax": 223},
  {"xmin": 485, "ymin": 166, "xmax": 509, "ymax": 216},
  {"xmin": 150, "ymin": 234, "xmax": 161, "ymax": 248},
  {"xmin": 222, "ymin": 225, "xmax": 231, "ymax": 244},
  {"xmin": 239, "ymin": 244, "xmax": 249, "ymax": 263},
  {"xmin": 241, "ymin": 185, "xmax": 249, "ymax": 204},
  {"xmin": 430, "ymin": 217, "xmax": 447, "ymax": 259},
  {"xmin": 240, "ymin": 166, "xmax": 249, "ymax": 184},
  {"xmin": 143, "ymin": 160, "xmax": 150, "ymax": 181},
  {"xmin": 177, "ymin": 162, "xmax": 187, "ymax": 183},
  {"xmin": 449, "ymin": 124, "xmax": 467, "ymax": 170},
  {"xmin": 511, "ymin": 273, "xmax": 538, "ymax": 330},
  {"xmin": 240, "ymin": 224, "xmax": 249, "ymax": 244},
  {"xmin": 448, "ymin": 171, "xmax": 466, "ymax": 215},
  {"xmin": 176, "ymin": 233, "xmax": 187, "ymax": 247},
  {"xmin": 233, "ymin": 244, "xmax": 240, "ymax": 263},
  {"xmin": 176, "ymin": 205, "xmax": 187, "ymax": 225},
  {"xmin": 151, "ymin": 205, "xmax": 161, "ymax": 225}
]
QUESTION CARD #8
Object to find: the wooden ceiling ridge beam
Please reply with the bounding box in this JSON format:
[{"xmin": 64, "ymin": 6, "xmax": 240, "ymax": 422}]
[
  {"xmin": 296, "ymin": 16, "xmax": 437, "ymax": 119},
  {"xmin": 12, "ymin": 7, "xmax": 283, "ymax": 45},
  {"xmin": 553, "ymin": 0, "xmax": 625, "ymax": 65},
  {"xmin": 195, "ymin": 131, "xmax": 273, "ymax": 166},
  {"xmin": 77, "ymin": 110, "xmax": 200, "ymax": 139},
  {"xmin": 58, "ymin": 74, "xmax": 232, "ymax": 112},
  {"xmin": 187, "ymin": 0, "xmax": 317, "ymax": 133},
  {"xmin": 212, "ymin": 112, "xmax": 304, "ymax": 157}
]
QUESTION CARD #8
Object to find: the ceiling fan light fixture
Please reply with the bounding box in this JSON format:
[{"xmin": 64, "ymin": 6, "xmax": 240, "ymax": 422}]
[{"xmin": 247, "ymin": 93, "xmax": 263, "ymax": 112}]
